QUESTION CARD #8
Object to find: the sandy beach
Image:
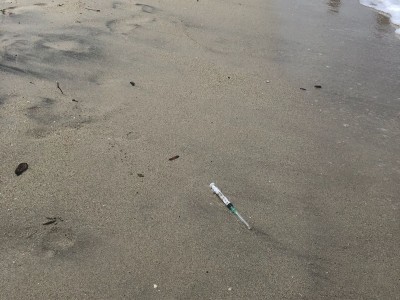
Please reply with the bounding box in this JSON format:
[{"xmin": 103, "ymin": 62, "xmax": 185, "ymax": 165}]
[{"xmin": 1, "ymin": 0, "xmax": 399, "ymax": 299}]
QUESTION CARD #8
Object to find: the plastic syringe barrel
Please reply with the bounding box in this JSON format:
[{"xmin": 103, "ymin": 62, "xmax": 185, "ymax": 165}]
[
  {"xmin": 210, "ymin": 183, "xmax": 231, "ymax": 206},
  {"xmin": 210, "ymin": 182, "xmax": 252, "ymax": 230}
]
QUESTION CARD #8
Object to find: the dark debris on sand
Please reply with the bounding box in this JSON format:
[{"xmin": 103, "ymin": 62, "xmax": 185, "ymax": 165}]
[{"xmin": 15, "ymin": 163, "xmax": 28, "ymax": 176}]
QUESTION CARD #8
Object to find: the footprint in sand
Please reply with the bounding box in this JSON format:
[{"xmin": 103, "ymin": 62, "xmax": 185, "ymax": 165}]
[
  {"xmin": 35, "ymin": 34, "xmax": 99, "ymax": 60},
  {"xmin": 106, "ymin": 16, "xmax": 156, "ymax": 35},
  {"xmin": 41, "ymin": 227, "xmax": 76, "ymax": 257},
  {"xmin": 41, "ymin": 40, "xmax": 91, "ymax": 54},
  {"xmin": 112, "ymin": 1, "xmax": 157, "ymax": 13},
  {"xmin": 26, "ymin": 97, "xmax": 92, "ymax": 138},
  {"xmin": 1, "ymin": 4, "xmax": 45, "ymax": 17},
  {"xmin": 135, "ymin": 3, "xmax": 157, "ymax": 14},
  {"xmin": 107, "ymin": 2, "xmax": 157, "ymax": 35}
]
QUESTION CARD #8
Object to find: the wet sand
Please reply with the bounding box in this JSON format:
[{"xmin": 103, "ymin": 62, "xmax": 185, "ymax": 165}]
[{"xmin": 1, "ymin": 0, "xmax": 399, "ymax": 299}]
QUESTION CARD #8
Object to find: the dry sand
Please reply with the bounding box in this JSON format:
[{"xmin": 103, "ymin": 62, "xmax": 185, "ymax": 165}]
[{"xmin": 1, "ymin": 0, "xmax": 399, "ymax": 299}]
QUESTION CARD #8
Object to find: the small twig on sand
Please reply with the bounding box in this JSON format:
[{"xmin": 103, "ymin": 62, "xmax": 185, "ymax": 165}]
[
  {"xmin": 85, "ymin": 7, "xmax": 100, "ymax": 12},
  {"xmin": 43, "ymin": 218, "xmax": 57, "ymax": 225},
  {"xmin": 169, "ymin": 155, "xmax": 180, "ymax": 161},
  {"xmin": 42, "ymin": 217, "xmax": 63, "ymax": 226},
  {"xmin": 56, "ymin": 81, "xmax": 64, "ymax": 94}
]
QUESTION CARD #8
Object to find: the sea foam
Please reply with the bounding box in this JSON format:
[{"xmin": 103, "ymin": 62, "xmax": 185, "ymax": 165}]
[{"xmin": 360, "ymin": 0, "xmax": 400, "ymax": 33}]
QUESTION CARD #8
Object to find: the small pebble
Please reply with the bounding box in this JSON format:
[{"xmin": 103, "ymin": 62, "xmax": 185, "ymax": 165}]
[{"xmin": 15, "ymin": 163, "xmax": 28, "ymax": 176}]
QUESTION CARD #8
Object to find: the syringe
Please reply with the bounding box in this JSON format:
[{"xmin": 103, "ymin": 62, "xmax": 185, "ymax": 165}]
[{"xmin": 209, "ymin": 183, "xmax": 251, "ymax": 230}]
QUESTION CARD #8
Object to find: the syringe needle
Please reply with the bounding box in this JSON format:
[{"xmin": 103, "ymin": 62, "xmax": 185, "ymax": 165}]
[
  {"xmin": 234, "ymin": 211, "xmax": 252, "ymax": 230},
  {"xmin": 210, "ymin": 183, "xmax": 251, "ymax": 230}
]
